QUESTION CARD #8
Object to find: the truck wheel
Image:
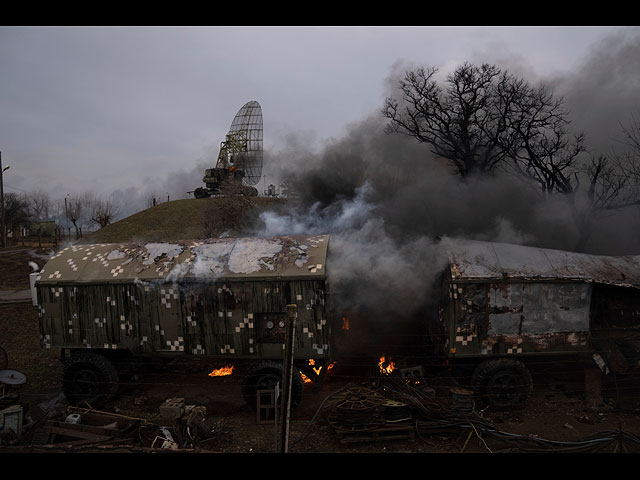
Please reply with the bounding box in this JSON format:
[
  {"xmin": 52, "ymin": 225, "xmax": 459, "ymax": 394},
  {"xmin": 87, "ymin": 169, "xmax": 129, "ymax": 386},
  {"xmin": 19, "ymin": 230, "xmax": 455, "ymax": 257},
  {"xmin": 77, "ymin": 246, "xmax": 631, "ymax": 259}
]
[
  {"xmin": 472, "ymin": 359, "xmax": 532, "ymax": 410},
  {"xmin": 241, "ymin": 361, "xmax": 304, "ymax": 411},
  {"xmin": 62, "ymin": 352, "xmax": 119, "ymax": 406}
]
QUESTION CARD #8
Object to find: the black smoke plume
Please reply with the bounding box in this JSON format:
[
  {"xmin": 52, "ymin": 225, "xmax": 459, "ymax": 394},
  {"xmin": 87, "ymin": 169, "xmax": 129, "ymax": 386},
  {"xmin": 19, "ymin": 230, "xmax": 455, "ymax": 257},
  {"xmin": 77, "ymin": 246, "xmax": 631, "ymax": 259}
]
[{"xmin": 247, "ymin": 31, "xmax": 640, "ymax": 347}]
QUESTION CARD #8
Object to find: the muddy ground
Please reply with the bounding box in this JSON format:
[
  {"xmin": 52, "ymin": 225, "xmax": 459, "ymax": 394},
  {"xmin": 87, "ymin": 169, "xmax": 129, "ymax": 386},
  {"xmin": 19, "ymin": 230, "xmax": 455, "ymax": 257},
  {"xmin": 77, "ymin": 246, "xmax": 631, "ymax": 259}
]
[{"xmin": 3, "ymin": 247, "xmax": 640, "ymax": 454}]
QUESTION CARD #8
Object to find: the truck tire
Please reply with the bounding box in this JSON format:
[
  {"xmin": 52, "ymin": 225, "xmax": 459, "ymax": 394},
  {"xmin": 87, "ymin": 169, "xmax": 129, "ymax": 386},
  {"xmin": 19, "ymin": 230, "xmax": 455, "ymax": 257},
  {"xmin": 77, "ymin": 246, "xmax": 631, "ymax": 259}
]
[
  {"xmin": 241, "ymin": 361, "xmax": 304, "ymax": 411},
  {"xmin": 471, "ymin": 358, "xmax": 532, "ymax": 410},
  {"xmin": 62, "ymin": 352, "xmax": 119, "ymax": 406}
]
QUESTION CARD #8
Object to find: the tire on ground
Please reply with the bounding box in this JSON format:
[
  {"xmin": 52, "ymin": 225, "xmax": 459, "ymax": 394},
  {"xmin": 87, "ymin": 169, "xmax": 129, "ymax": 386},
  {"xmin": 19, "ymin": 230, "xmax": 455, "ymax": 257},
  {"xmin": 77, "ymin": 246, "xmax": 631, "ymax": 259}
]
[
  {"xmin": 241, "ymin": 361, "xmax": 304, "ymax": 411},
  {"xmin": 62, "ymin": 352, "xmax": 119, "ymax": 406},
  {"xmin": 471, "ymin": 358, "xmax": 533, "ymax": 410}
]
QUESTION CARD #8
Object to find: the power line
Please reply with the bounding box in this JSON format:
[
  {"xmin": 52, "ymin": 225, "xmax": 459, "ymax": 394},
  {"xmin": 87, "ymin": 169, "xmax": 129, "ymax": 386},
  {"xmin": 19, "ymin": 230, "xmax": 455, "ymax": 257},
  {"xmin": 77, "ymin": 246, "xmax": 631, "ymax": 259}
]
[{"xmin": 2, "ymin": 183, "xmax": 29, "ymax": 193}]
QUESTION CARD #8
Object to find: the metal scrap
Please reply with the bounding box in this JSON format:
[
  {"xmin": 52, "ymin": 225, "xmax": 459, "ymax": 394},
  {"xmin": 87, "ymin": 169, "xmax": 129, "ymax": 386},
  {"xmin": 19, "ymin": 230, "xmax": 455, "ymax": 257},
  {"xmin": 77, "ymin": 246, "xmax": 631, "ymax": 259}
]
[{"xmin": 31, "ymin": 406, "xmax": 143, "ymax": 447}]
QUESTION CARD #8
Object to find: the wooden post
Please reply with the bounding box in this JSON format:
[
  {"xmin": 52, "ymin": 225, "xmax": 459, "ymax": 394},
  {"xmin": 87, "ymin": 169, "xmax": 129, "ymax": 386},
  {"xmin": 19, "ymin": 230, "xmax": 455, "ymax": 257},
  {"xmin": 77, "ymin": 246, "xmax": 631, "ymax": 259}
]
[{"xmin": 279, "ymin": 304, "xmax": 297, "ymax": 453}]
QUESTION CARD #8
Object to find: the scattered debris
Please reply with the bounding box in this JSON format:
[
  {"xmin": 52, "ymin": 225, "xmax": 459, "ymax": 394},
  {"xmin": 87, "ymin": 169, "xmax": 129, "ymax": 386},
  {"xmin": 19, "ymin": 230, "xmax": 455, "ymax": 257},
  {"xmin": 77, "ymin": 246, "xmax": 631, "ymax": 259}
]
[
  {"xmin": 450, "ymin": 388, "xmax": 475, "ymax": 413},
  {"xmin": 153, "ymin": 398, "xmax": 213, "ymax": 449},
  {"xmin": 38, "ymin": 393, "xmax": 67, "ymax": 414},
  {"xmin": 151, "ymin": 427, "xmax": 179, "ymax": 450},
  {"xmin": 30, "ymin": 406, "xmax": 143, "ymax": 447},
  {"xmin": 578, "ymin": 415, "xmax": 595, "ymax": 424},
  {"xmin": 159, "ymin": 398, "xmax": 186, "ymax": 425},
  {"xmin": 0, "ymin": 369, "xmax": 26, "ymax": 406},
  {"xmin": 0, "ymin": 405, "xmax": 24, "ymax": 445}
]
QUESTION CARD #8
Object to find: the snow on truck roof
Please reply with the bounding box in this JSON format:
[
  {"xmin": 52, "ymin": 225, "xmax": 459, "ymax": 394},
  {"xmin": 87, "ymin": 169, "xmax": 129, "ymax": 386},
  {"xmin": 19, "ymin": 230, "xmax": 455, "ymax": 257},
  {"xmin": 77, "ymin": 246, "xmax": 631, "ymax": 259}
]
[
  {"xmin": 442, "ymin": 237, "xmax": 640, "ymax": 288},
  {"xmin": 35, "ymin": 235, "xmax": 329, "ymax": 285}
]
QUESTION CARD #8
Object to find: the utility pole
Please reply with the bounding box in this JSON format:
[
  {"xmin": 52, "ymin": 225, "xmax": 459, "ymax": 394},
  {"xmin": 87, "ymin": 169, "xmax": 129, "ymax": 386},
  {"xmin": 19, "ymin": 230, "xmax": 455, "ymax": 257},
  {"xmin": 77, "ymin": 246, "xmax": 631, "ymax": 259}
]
[
  {"xmin": 64, "ymin": 194, "xmax": 69, "ymax": 241},
  {"xmin": 0, "ymin": 152, "xmax": 9, "ymax": 249},
  {"xmin": 279, "ymin": 304, "xmax": 297, "ymax": 453}
]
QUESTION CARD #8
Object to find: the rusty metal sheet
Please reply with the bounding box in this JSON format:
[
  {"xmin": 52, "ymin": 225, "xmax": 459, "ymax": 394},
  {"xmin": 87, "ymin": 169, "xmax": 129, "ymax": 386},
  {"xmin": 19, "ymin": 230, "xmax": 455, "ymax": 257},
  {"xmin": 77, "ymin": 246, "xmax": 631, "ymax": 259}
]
[
  {"xmin": 451, "ymin": 280, "xmax": 593, "ymax": 356},
  {"xmin": 487, "ymin": 282, "xmax": 591, "ymax": 335},
  {"xmin": 442, "ymin": 237, "xmax": 640, "ymax": 288}
]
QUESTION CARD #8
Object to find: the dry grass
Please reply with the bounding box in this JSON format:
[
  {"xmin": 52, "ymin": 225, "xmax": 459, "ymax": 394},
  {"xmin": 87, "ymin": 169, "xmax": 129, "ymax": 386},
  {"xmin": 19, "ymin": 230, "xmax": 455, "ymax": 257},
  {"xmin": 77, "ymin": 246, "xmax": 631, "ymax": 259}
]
[{"xmin": 86, "ymin": 196, "xmax": 286, "ymax": 244}]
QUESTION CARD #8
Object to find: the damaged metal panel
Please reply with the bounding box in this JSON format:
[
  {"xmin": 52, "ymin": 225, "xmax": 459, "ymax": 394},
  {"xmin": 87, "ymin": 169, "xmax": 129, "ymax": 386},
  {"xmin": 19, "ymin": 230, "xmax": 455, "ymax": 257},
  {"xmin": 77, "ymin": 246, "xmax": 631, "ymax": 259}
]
[
  {"xmin": 34, "ymin": 235, "xmax": 329, "ymax": 285},
  {"xmin": 487, "ymin": 283, "xmax": 591, "ymax": 335},
  {"xmin": 447, "ymin": 279, "xmax": 592, "ymax": 357}
]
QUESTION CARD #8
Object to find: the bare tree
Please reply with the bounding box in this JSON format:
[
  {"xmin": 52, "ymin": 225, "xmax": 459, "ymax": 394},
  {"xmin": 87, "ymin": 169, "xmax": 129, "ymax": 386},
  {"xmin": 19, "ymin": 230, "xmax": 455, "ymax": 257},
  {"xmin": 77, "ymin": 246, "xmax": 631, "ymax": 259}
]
[
  {"xmin": 383, "ymin": 61, "xmax": 640, "ymax": 252},
  {"xmin": 27, "ymin": 190, "xmax": 52, "ymax": 221},
  {"xmin": 64, "ymin": 195, "xmax": 86, "ymax": 240},
  {"xmin": 24, "ymin": 190, "xmax": 53, "ymax": 244},
  {"xmin": 2, "ymin": 193, "xmax": 30, "ymax": 241},
  {"xmin": 508, "ymin": 127, "xmax": 639, "ymax": 251},
  {"xmin": 500, "ymin": 82, "xmax": 587, "ymax": 195},
  {"xmin": 611, "ymin": 112, "xmax": 640, "ymax": 194},
  {"xmin": 561, "ymin": 114, "xmax": 640, "ymax": 249},
  {"xmin": 90, "ymin": 198, "xmax": 119, "ymax": 228},
  {"xmin": 383, "ymin": 63, "xmax": 524, "ymax": 177}
]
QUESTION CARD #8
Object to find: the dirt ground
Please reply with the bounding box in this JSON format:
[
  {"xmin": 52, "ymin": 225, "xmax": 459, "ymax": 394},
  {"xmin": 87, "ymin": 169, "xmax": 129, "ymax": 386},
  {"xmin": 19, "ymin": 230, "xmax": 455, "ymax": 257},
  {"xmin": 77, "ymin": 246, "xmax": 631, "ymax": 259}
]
[
  {"xmin": 3, "ymin": 247, "xmax": 640, "ymax": 454},
  {"xmin": 3, "ymin": 297, "xmax": 640, "ymax": 454}
]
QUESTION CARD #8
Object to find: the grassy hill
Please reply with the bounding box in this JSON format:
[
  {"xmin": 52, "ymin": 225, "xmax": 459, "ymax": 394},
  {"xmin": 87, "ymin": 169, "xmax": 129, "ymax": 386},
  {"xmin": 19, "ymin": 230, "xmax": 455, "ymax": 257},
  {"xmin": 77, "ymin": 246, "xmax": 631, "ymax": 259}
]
[{"xmin": 86, "ymin": 196, "xmax": 287, "ymax": 244}]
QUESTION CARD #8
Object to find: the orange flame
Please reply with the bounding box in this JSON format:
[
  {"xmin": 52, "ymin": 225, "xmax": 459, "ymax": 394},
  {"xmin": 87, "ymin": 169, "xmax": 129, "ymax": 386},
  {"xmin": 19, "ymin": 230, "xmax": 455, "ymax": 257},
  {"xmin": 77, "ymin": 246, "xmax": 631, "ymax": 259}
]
[
  {"xmin": 208, "ymin": 365, "xmax": 234, "ymax": 377},
  {"xmin": 308, "ymin": 359, "xmax": 323, "ymax": 376},
  {"xmin": 342, "ymin": 316, "xmax": 350, "ymax": 331},
  {"xmin": 302, "ymin": 359, "xmax": 335, "ymax": 383},
  {"xmin": 378, "ymin": 356, "xmax": 395, "ymax": 375}
]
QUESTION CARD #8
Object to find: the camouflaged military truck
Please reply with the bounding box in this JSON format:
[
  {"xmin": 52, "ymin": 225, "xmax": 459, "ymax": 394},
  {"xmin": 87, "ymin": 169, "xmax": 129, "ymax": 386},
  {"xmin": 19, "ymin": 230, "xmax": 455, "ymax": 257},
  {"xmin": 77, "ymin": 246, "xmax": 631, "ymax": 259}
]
[{"xmin": 32, "ymin": 235, "xmax": 331, "ymax": 407}]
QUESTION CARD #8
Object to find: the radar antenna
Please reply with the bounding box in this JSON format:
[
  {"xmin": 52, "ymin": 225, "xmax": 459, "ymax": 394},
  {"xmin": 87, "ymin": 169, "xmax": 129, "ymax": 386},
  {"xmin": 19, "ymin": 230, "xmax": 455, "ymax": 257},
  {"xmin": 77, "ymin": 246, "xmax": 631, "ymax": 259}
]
[{"xmin": 194, "ymin": 101, "xmax": 263, "ymax": 198}]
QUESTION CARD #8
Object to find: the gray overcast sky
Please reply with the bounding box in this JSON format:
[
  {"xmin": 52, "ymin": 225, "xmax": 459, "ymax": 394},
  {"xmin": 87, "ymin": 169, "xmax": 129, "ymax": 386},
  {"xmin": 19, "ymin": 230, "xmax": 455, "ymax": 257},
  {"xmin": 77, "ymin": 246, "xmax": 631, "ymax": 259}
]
[{"xmin": 0, "ymin": 26, "xmax": 633, "ymax": 211}]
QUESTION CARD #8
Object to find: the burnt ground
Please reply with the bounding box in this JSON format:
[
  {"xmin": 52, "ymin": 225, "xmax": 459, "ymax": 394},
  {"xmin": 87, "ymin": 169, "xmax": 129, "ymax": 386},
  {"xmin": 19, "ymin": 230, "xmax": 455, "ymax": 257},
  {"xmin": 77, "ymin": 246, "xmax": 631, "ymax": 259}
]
[{"xmin": 3, "ymin": 247, "xmax": 640, "ymax": 455}]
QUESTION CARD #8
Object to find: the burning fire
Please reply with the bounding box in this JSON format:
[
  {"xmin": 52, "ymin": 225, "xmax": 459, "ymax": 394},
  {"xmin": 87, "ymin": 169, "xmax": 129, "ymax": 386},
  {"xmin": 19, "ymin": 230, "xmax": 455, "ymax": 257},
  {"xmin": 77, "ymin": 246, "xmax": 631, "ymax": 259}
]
[
  {"xmin": 342, "ymin": 316, "xmax": 350, "ymax": 331},
  {"xmin": 378, "ymin": 356, "xmax": 395, "ymax": 375},
  {"xmin": 208, "ymin": 365, "xmax": 234, "ymax": 377},
  {"xmin": 309, "ymin": 359, "xmax": 322, "ymax": 376},
  {"xmin": 301, "ymin": 359, "xmax": 335, "ymax": 383}
]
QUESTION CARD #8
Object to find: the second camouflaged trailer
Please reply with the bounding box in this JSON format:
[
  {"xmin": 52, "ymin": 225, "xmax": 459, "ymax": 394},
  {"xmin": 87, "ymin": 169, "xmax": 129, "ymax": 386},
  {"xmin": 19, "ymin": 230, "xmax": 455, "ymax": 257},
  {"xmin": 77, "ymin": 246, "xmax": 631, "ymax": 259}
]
[
  {"xmin": 32, "ymin": 235, "xmax": 331, "ymax": 407},
  {"xmin": 433, "ymin": 237, "xmax": 640, "ymax": 409}
]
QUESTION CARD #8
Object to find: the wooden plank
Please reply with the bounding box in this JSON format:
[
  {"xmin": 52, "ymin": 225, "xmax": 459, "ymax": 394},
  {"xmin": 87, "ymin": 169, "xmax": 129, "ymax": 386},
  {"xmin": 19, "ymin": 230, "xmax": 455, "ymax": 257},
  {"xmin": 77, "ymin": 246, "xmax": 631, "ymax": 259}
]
[
  {"xmin": 31, "ymin": 426, "xmax": 54, "ymax": 445},
  {"xmin": 333, "ymin": 424, "xmax": 415, "ymax": 445},
  {"xmin": 46, "ymin": 425, "xmax": 113, "ymax": 442},
  {"xmin": 48, "ymin": 420, "xmax": 124, "ymax": 438}
]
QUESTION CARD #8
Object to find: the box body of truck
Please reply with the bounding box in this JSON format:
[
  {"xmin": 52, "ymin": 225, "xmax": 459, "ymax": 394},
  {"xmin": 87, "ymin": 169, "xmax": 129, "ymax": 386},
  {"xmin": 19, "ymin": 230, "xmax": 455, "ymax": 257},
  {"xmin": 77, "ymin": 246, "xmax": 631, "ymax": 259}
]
[{"xmin": 33, "ymin": 234, "xmax": 331, "ymax": 406}]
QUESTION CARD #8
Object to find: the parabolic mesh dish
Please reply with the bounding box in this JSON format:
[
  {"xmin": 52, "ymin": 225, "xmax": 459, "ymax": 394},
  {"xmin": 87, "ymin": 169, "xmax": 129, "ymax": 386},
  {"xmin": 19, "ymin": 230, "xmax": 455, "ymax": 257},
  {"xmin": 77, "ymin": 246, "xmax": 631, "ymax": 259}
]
[{"xmin": 226, "ymin": 100, "xmax": 263, "ymax": 186}]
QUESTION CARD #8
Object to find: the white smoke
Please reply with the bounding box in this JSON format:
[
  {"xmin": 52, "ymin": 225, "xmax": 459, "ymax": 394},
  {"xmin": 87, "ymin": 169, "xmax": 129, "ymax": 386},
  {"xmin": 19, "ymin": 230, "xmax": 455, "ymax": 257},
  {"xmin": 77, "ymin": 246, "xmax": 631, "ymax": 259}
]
[{"xmin": 255, "ymin": 182, "xmax": 447, "ymax": 316}]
